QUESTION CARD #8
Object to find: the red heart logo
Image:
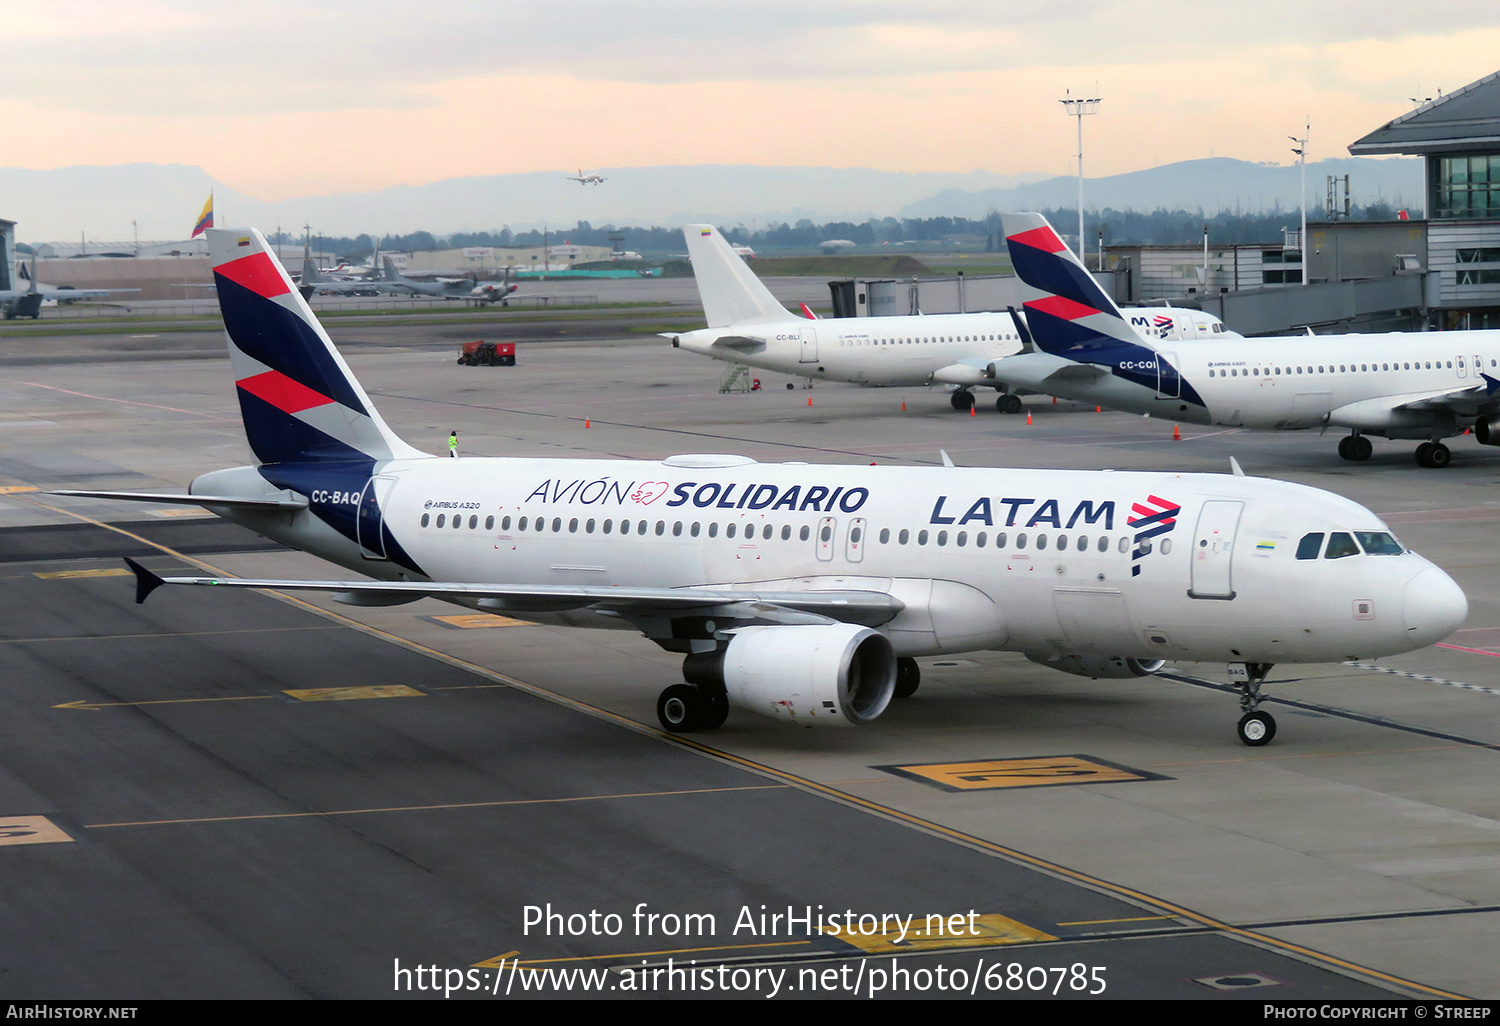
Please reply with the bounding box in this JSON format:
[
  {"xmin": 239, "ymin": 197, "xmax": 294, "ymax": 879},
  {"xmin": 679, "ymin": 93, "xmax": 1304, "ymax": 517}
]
[{"xmin": 630, "ymin": 481, "xmax": 669, "ymax": 505}]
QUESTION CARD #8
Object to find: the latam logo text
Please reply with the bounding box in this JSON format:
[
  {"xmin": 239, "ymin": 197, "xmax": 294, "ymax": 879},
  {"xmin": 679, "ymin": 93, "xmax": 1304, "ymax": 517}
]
[{"xmin": 929, "ymin": 496, "xmax": 1115, "ymax": 530}]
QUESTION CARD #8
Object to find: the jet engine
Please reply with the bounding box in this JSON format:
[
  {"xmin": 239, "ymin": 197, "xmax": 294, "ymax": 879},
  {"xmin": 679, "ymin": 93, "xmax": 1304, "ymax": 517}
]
[
  {"xmin": 683, "ymin": 624, "xmax": 896, "ymax": 726},
  {"xmin": 1475, "ymin": 415, "xmax": 1500, "ymax": 446},
  {"xmin": 1027, "ymin": 653, "xmax": 1167, "ymax": 679}
]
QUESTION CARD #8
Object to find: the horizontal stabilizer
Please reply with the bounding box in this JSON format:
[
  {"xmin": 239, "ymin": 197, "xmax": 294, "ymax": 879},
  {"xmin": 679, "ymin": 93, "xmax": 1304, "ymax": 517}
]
[{"xmin": 52, "ymin": 489, "xmax": 309, "ymax": 511}]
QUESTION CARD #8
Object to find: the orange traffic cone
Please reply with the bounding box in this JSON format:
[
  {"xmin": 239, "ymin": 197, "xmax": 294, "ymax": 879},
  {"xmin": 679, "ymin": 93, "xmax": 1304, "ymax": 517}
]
[
  {"xmin": 969, "ymin": 404, "xmax": 976, "ymax": 417},
  {"xmin": 585, "ymin": 417, "xmax": 590, "ymax": 428},
  {"xmin": 1096, "ymin": 406, "xmax": 1102, "ymax": 413},
  {"xmin": 807, "ymin": 395, "xmax": 813, "ymax": 406},
  {"xmin": 1026, "ymin": 410, "xmax": 1033, "ymax": 425},
  {"xmin": 1172, "ymin": 424, "xmax": 1180, "ymax": 441},
  {"xmin": 901, "ymin": 398, "xmax": 906, "ymax": 411}
]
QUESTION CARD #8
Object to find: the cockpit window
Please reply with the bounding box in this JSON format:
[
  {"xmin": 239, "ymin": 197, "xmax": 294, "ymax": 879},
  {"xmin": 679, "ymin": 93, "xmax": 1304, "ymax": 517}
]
[
  {"xmin": 1355, "ymin": 531, "xmax": 1403, "ymax": 555},
  {"xmin": 1324, "ymin": 532, "xmax": 1360, "ymax": 559},
  {"xmin": 1296, "ymin": 533, "xmax": 1324, "ymax": 560}
]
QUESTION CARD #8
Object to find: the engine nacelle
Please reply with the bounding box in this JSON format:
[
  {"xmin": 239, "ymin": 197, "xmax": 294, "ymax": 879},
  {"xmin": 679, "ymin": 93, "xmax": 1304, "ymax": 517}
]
[
  {"xmin": 1476, "ymin": 415, "xmax": 1500, "ymax": 447},
  {"xmin": 684, "ymin": 624, "xmax": 896, "ymax": 726},
  {"xmin": 1027, "ymin": 653, "xmax": 1167, "ymax": 679}
]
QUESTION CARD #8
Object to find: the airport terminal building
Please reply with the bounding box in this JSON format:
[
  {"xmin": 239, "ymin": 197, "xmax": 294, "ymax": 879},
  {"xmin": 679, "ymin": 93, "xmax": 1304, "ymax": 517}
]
[{"xmin": 1347, "ymin": 70, "xmax": 1500, "ymax": 328}]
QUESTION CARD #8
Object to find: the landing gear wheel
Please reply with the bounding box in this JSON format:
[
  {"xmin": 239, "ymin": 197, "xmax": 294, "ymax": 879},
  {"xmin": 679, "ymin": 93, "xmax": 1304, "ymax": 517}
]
[
  {"xmin": 1349, "ymin": 435, "xmax": 1372, "ymax": 461},
  {"xmin": 950, "ymin": 389, "xmax": 975, "ymax": 411},
  {"xmin": 1237, "ymin": 710, "xmax": 1277, "ymax": 747},
  {"xmin": 699, "ymin": 688, "xmax": 730, "ymax": 730},
  {"xmin": 894, "ymin": 657, "xmax": 921, "ymax": 698},
  {"xmin": 997, "ymin": 393, "xmax": 1024, "ymax": 415},
  {"xmin": 1417, "ymin": 442, "xmax": 1451, "ymax": 468},
  {"xmin": 657, "ymin": 684, "xmax": 703, "ymax": 733},
  {"xmin": 1337, "ymin": 436, "xmax": 1351, "ymax": 459}
]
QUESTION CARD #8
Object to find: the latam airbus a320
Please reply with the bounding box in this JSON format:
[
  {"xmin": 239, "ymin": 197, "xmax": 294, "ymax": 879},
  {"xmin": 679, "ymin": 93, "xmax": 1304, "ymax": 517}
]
[
  {"xmin": 995, "ymin": 212, "xmax": 1500, "ymax": 467},
  {"xmin": 58, "ymin": 229, "xmax": 1467, "ymax": 747},
  {"xmin": 670, "ymin": 224, "xmax": 1230, "ymax": 413}
]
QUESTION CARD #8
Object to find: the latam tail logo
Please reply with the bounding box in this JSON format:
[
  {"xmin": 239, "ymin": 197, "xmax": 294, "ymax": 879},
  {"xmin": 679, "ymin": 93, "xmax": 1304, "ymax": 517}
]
[
  {"xmin": 1003, "ymin": 218, "xmax": 1140, "ymax": 354},
  {"xmin": 1127, "ymin": 494, "xmax": 1181, "ymax": 577}
]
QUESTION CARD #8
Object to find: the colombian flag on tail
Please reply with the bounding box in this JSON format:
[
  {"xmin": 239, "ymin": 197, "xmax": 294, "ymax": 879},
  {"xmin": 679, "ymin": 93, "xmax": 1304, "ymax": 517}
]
[{"xmin": 191, "ymin": 193, "xmax": 214, "ymax": 238}]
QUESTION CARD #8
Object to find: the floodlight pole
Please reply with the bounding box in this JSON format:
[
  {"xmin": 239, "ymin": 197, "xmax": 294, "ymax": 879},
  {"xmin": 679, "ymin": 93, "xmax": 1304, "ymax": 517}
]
[
  {"xmin": 1289, "ymin": 120, "xmax": 1308, "ymax": 284},
  {"xmin": 1060, "ymin": 91, "xmax": 1102, "ymax": 261}
]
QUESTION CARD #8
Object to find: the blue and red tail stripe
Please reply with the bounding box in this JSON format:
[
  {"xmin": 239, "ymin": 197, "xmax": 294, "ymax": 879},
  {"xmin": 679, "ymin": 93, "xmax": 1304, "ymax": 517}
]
[
  {"xmin": 1001, "ymin": 213, "xmax": 1208, "ymax": 411},
  {"xmin": 207, "ymin": 227, "xmax": 422, "ymax": 466}
]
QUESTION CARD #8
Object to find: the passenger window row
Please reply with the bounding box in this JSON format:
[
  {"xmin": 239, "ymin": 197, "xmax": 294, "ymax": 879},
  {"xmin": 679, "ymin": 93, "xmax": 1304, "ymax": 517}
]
[
  {"xmin": 875, "ymin": 527, "xmax": 1140, "ymax": 554},
  {"xmin": 1210, "ymin": 358, "xmax": 1495, "ymax": 379},
  {"xmin": 419, "ymin": 512, "xmax": 815, "ymax": 542},
  {"xmin": 413, "ymin": 513, "xmax": 1155, "ymax": 557}
]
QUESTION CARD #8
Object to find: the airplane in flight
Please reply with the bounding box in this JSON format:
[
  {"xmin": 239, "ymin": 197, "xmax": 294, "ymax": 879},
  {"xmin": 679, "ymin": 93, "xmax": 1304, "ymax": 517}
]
[
  {"xmin": 56, "ymin": 228, "xmax": 1467, "ymax": 747},
  {"xmin": 566, "ymin": 169, "xmax": 606, "ymax": 185},
  {"xmin": 996, "ymin": 212, "xmax": 1500, "ymax": 468},
  {"xmin": 670, "ymin": 224, "xmax": 1231, "ymax": 412}
]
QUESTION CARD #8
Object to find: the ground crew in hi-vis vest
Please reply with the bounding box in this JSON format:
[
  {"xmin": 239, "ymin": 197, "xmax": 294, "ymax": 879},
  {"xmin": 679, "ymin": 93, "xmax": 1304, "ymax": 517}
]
[{"xmin": 448, "ymin": 431, "xmax": 458, "ymax": 457}]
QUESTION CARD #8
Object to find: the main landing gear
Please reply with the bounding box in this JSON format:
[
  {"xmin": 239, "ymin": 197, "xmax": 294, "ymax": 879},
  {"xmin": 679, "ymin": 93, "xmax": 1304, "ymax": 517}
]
[
  {"xmin": 656, "ymin": 682, "xmax": 729, "ymax": 734},
  {"xmin": 1336, "ymin": 433, "xmax": 1372, "ymax": 461},
  {"xmin": 1415, "ymin": 441, "xmax": 1452, "ymax": 468},
  {"xmin": 1339, "ymin": 432, "xmax": 1454, "ymax": 467},
  {"xmin": 894, "ymin": 657, "xmax": 920, "ymax": 698},
  {"xmin": 1231, "ymin": 662, "xmax": 1276, "ymax": 747},
  {"xmin": 950, "ymin": 388, "xmax": 1024, "ymax": 413}
]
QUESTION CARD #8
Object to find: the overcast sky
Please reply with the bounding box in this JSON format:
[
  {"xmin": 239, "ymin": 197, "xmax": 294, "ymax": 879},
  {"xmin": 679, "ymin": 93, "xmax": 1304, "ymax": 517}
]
[{"xmin": 6, "ymin": 1, "xmax": 1500, "ymax": 200}]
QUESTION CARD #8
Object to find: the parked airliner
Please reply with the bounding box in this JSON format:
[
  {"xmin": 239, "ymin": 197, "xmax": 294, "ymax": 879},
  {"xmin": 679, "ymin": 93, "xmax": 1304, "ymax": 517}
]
[
  {"xmin": 671, "ymin": 224, "xmax": 1230, "ymax": 412},
  {"xmin": 996, "ymin": 212, "xmax": 1500, "ymax": 467},
  {"xmin": 56, "ymin": 228, "xmax": 1467, "ymax": 747}
]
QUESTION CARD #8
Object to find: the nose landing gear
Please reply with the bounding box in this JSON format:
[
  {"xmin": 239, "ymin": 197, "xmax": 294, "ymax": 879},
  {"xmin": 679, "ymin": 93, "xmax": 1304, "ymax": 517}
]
[{"xmin": 1231, "ymin": 662, "xmax": 1277, "ymax": 746}]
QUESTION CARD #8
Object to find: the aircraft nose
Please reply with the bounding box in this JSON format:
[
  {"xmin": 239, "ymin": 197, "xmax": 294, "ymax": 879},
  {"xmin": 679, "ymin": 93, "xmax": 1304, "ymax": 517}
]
[{"xmin": 1402, "ymin": 566, "xmax": 1468, "ymax": 647}]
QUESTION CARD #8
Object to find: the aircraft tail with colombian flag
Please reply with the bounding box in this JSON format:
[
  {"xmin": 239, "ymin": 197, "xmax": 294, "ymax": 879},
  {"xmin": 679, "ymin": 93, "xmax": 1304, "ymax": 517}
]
[{"xmin": 190, "ymin": 193, "xmax": 214, "ymax": 238}]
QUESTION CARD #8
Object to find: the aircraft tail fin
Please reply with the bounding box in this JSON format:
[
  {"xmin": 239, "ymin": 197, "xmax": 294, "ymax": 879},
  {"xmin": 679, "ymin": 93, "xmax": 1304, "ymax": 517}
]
[
  {"xmin": 1000, "ymin": 213, "xmax": 1157, "ymax": 355},
  {"xmin": 209, "ymin": 228, "xmax": 427, "ymax": 465},
  {"xmin": 381, "ymin": 256, "xmax": 402, "ymax": 282},
  {"xmin": 300, "ymin": 246, "xmax": 325, "ymax": 285},
  {"xmin": 683, "ymin": 224, "xmax": 789, "ymax": 328}
]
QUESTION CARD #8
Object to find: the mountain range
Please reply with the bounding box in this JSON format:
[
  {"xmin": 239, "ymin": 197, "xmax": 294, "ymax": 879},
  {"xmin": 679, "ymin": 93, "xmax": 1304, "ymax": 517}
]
[{"xmin": 1, "ymin": 157, "xmax": 1422, "ymax": 244}]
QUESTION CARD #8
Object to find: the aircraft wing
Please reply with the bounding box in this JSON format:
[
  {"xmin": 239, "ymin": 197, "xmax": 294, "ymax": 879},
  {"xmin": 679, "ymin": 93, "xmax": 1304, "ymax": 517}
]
[
  {"xmin": 123, "ymin": 558, "xmax": 904, "ymax": 626},
  {"xmin": 1329, "ymin": 377, "xmax": 1500, "ymax": 426},
  {"xmin": 47, "ymin": 287, "xmax": 140, "ymax": 300}
]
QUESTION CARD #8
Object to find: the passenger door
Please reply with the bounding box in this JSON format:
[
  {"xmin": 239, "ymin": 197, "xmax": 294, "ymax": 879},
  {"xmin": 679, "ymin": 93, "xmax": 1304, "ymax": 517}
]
[{"xmin": 1188, "ymin": 500, "xmax": 1242, "ymax": 600}]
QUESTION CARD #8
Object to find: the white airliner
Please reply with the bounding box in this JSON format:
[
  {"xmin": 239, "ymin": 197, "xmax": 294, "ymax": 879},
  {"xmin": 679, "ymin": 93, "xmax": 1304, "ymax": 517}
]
[
  {"xmin": 671, "ymin": 224, "xmax": 1230, "ymax": 413},
  {"xmin": 996, "ymin": 212, "xmax": 1500, "ymax": 467},
  {"xmin": 56, "ymin": 228, "xmax": 1467, "ymax": 747},
  {"xmin": 567, "ymin": 169, "xmax": 606, "ymax": 185}
]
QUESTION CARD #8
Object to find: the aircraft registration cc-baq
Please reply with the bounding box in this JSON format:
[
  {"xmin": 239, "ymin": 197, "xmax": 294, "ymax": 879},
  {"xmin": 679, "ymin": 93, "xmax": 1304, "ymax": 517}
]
[
  {"xmin": 56, "ymin": 229, "xmax": 1467, "ymax": 747},
  {"xmin": 995, "ymin": 212, "xmax": 1500, "ymax": 468},
  {"xmin": 669, "ymin": 224, "xmax": 1228, "ymax": 413}
]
